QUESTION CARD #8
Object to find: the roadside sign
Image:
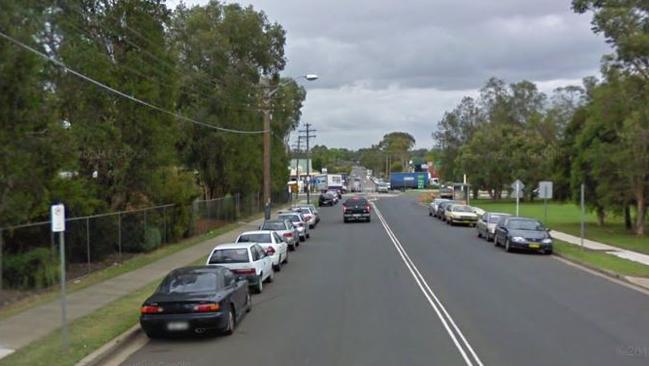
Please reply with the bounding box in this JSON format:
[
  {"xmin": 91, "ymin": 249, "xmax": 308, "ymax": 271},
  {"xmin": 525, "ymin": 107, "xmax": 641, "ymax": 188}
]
[
  {"xmin": 417, "ymin": 175, "xmax": 425, "ymax": 189},
  {"xmin": 538, "ymin": 181, "xmax": 553, "ymax": 199},
  {"xmin": 51, "ymin": 204, "xmax": 65, "ymax": 232},
  {"xmin": 511, "ymin": 179, "xmax": 525, "ymax": 199}
]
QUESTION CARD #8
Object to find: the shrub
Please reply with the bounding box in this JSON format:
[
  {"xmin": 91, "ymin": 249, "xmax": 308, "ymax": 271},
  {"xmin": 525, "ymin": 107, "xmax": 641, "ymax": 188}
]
[{"xmin": 3, "ymin": 248, "xmax": 59, "ymax": 289}]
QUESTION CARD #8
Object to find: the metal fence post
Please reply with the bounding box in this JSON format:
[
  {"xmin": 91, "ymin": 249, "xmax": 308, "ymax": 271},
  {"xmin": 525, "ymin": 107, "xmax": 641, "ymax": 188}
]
[
  {"xmin": 143, "ymin": 210, "xmax": 148, "ymax": 245},
  {"xmin": 86, "ymin": 217, "xmax": 91, "ymax": 274},
  {"xmin": 117, "ymin": 213, "xmax": 122, "ymax": 258}
]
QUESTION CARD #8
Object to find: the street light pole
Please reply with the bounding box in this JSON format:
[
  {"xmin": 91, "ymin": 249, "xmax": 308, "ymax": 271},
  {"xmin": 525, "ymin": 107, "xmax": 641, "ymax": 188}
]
[{"xmin": 261, "ymin": 74, "xmax": 317, "ymax": 216}]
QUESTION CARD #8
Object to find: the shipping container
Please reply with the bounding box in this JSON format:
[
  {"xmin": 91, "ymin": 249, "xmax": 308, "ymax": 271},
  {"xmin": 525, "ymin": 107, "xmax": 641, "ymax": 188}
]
[{"xmin": 389, "ymin": 172, "xmax": 429, "ymax": 190}]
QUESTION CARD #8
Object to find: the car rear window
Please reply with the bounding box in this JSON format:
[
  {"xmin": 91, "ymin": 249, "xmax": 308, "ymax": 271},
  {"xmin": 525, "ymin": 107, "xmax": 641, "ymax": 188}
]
[
  {"xmin": 488, "ymin": 215, "xmax": 502, "ymax": 223},
  {"xmin": 279, "ymin": 214, "xmax": 300, "ymax": 222},
  {"xmin": 158, "ymin": 272, "xmax": 218, "ymax": 294},
  {"xmin": 237, "ymin": 233, "xmax": 272, "ymax": 243},
  {"xmin": 261, "ymin": 222, "xmax": 285, "ymax": 230},
  {"xmin": 208, "ymin": 248, "xmax": 249, "ymax": 264},
  {"xmin": 344, "ymin": 198, "xmax": 368, "ymax": 205},
  {"xmin": 453, "ymin": 206, "xmax": 473, "ymax": 212}
]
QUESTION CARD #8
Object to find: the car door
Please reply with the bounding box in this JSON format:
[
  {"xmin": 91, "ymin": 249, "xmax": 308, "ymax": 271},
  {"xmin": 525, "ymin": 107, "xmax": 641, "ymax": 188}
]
[
  {"xmin": 273, "ymin": 232, "xmax": 287, "ymax": 259},
  {"xmin": 223, "ymin": 268, "xmax": 244, "ymax": 311},
  {"xmin": 477, "ymin": 214, "xmax": 488, "ymax": 235},
  {"xmin": 256, "ymin": 244, "xmax": 272, "ymax": 276},
  {"xmin": 494, "ymin": 217, "xmax": 507, "ymax": 244}
]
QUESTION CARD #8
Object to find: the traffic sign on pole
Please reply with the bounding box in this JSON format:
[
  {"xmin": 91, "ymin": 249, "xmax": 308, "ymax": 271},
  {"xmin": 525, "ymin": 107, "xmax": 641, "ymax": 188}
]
[{"xmin": 51, "ymin": 204, "xmax": 68, "ymax": 351}]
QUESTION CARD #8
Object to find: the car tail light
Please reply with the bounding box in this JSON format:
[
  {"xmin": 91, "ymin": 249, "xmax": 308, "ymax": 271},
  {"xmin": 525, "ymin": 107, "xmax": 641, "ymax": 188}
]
[
  {"xmin": 283, "ymin": 232, "xmax": 293, "ymax": 238},
  {"xmin": 232, "ymin": 268, "xmax": 256, "ymax": 275},
  {"xmin": 265, "ymin": 246, "xmax": 276, "ymax": 255},
  {"xmin": 365, "ymin": 205, "xmax": 371, "ymax": 211},
  {"xmin": 193, "ymin": 303, "xmax": 220, "ymax": 312},
  {"xmin": 141, "ymin": 305, "xmax": 163, "ymax": 314}
]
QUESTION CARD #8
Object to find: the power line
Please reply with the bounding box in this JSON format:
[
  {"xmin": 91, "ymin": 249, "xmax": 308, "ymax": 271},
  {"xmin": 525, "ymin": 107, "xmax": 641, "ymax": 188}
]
[{"xmin": 0, "ymin": 30, "xmax": 267, "ymax": 134}]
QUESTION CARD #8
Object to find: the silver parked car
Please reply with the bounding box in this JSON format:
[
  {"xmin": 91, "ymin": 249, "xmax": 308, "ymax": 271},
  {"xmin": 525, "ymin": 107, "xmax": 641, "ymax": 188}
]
[
  {"xmin": 476, "ymin": 212, "xmax": 511, "ymax": 242},
  {"xmin": 428, "ymin": 198, "xmax": 450, "ymax": 216},
  {"xmin": 278, "ymin": 212, "xmax": 309, "ymax": 241},
  {"xmin": 260, "ymin": 218, "xmax": 300, "ymax": 250},
  {"xmin": 291, "ymin": 206, "xmax": 317, "ymax": 229}
]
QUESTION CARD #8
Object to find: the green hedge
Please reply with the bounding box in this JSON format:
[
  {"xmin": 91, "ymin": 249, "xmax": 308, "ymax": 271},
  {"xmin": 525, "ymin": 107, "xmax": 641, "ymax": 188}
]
[{"xmin": 3, "ymin": 248, "xmax": 59, "ymax": 289}]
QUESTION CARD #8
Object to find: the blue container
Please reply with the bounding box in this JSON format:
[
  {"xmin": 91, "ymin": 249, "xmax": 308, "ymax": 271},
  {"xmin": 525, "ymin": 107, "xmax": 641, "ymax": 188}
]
[{"xmin": 390, "ymin": 172, "xmax": 429, "ymax": 189}]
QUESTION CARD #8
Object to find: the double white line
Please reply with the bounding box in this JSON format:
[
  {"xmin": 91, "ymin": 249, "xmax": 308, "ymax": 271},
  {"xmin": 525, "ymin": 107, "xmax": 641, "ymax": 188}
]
[{"xmin": 373, "ymin": 203, "xmax": 484, "ymax": 366}]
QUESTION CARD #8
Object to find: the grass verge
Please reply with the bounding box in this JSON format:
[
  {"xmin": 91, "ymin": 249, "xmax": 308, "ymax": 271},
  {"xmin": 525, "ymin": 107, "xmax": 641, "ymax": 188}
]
[
  {"xmin": 0, "ymin": 255, "xmax": 217, "ymax": 366},
  {"xmin": 471, "ymin": 199, "xmax": 649, "ymax": 255},
  {"xmin": 0, "ymin": 212, "xmax": 266, "ymax": 320},
  {"xmin": 553, "ymin": 240, "xmax": 649, "ymax": 278}
]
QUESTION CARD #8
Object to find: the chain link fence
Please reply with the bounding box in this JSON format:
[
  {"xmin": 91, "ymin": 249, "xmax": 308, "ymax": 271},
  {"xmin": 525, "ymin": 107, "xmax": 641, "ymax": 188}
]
[{"xmin": 0, "ymin": 191, "xmax": 291, "ymax": 294}]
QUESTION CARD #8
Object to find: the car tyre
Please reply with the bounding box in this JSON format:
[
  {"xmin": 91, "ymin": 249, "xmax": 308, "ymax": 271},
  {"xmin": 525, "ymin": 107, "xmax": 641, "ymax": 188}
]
[
  {"xmin": 494, "ymin": 236, "xmax": 500, "ymax": 247},
  {"xmin": 505, "ymin": 239, "xmax": 512, "ymax": 252},
  {"xmin": 224, "ymin": 307, "xmax": 235, "ymax": 335},
  {"xmin": 273, "ymin": 263, "xmax": 281, "ymax": 272},
  {"xmin": 477, "ymin": 230, "xmax": 482, "ymax": 238},
  {"xmin": 545, "ymin": 248, "xmax": 553, "ymax": 255},
  {"xmin": 429, "ymin": 212, "xmax": 432, "ymax": 216},
  {"xmin": 306, "ymin": 233, "xmax": 310, "ymax": 239},
  {"xmin": 289, "ymin": 244, "xmax": 295, "ymax": 251},
  {"xmin": 245, "ymin": 292, "xmax": 252, "ymax": 313},
  {"xmin": 144, "ymin": 330, "xmax": 164, "ymax": 339},
  {"xmin": 300, "ymin": 236, "xmax": 306, "ymax": 242},
  {"xmin": 254, "ymin": 275, "xmax": 263, "ymax": 293}
]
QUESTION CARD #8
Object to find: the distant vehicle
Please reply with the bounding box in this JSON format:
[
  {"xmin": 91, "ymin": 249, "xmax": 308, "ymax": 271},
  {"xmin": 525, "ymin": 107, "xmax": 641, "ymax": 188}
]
[
  {"xmin": 235, "ymin": 231, "xmax": 288, "ymax": 271},
  {"xmin": 259, "ymin": 219, "xmax": 299, "ymax": 250},
  {"xmin": 435, "ymin": 200, "xmax": 459, "ymax": 219},
  {"xmin": 444, "ymin": 204, "xmax": 479, "ymax": 226},
  {"xmin": 319, "ymin": 192, "xmax": 336, "ymax": 206},
  {"xmin": 377, "ymin": 183, "xmax": 389, "ymax": 193},
  {"xmin": 439, "ymin": 187, "xmax": 454, "ymax": 199},
  {"xmin": 476, "ymin": 212, "xmax": 511, "ymax": 241},
  {"xmin": 278, "ymin": 212, "xmax": 309, "ymax": 241},
  {"xmin": 326, "ymin": 189, "xmax": 342, "ymax": 200},
  {"xmin": 390, "ymin": 172, "xmax": 428, "ymax": 190},
  {"xmin": 326, "ymin": 174, "xmax": 344, "ymax": 191},
  {"xmin": 428, "ymin": 198, "xmax": 450, "ymax": 216},
  {"xmin": 342, "ymin": 196, "xmax": 371, "ymax": 223},
  {"xmin": 291, "ymin": 206, "xmax": 317, "ymax": 228},
  {"xmin": 494, "ymin": 217, "xmax": 553, "ymax": 254},
  {"xmin": 294, "ymin": 204, "xmax": 320, "ymax": 224},
  {"xmin": 352, "ymin": 179, "xmax": 361, "ymax": 192},
  {"xmin": 206, "ymin": 243, "xmax": 274, "ymax": 293},
  {"xmin": 140, "ymin": 266, "xmax": 251, "ymax": 338}
]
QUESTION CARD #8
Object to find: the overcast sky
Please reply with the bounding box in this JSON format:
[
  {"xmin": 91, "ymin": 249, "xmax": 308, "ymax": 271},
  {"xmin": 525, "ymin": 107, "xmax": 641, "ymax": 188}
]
[{"xmin": 167, "ymin": 0, "xmax": 608, "ymax": 149}]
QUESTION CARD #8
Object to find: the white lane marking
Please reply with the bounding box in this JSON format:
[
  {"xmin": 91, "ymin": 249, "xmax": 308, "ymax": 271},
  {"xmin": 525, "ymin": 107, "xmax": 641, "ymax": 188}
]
[{"xmin": 373, "ymin": 203, "xmax": 484, "ymax": 366}]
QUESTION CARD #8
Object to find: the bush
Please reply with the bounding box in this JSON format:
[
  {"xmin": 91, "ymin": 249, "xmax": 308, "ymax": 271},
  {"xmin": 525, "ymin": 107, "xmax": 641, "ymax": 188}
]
[
  {"xmin": 3, "ymin": 248, "xmax": 59, "ymax": 289},
  {"xmin": 143, "ymin": 227, "xmax": 161, "ymax": 252}
]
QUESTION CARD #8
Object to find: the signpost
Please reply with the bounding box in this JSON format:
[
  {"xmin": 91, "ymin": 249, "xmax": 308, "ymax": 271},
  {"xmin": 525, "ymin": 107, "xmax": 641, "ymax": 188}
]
[
  {"xmin": 580, "ymin": 183, "xmax": 585, "ymax": 250},
  {"xmin": 538, "ymin": 181, "xmax": 553, "ymax": 225},
  {"xmin": 511, "ymin": 179, "xmax": 524, "ymax": 216},
  {"xmin": 51, "ymin": 204, "xmax": 68, "ymax": 351}
]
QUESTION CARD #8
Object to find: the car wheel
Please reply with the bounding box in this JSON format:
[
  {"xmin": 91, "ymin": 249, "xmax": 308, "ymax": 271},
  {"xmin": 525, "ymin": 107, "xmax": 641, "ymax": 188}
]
[
  {"xmin": 289, "ymin": 244, "xmax": 295, "ymax": 251},
  {"xmin": 494, "ymin": 236, "xmax": 500, "ymax": 247},
  {"xmin": 505, "ymin": 239, "xmax": 512, "ymax": 252},
  {"xmin": 545, "ymin": 248, "xmax": 553, "ymax": 255},
  {"xmin": 367, "ymin": 217, "xmax": 371, "ymax": 223},
  {"xmin": 477, "ymin": 230, "xmax": 482, "ymax": 238},
  {"xmin": 306, "ymin": 233, "xmax": 310, "ymax": 239},
  {"xmin": 267, "ymin": 269, "xmax": 275, "ymax": 283},
  {"xmin": 245, "ymin": 292, "xmax": 252, "ymax": 313},
  {"xmin": 300, "ymin": 236, "xmax": 306, "ymax": 242},
  {"xmin": 224, "ymin": 307, "xmax": 235, "ymax": 335},
  {"xmin": 273, "ymin": 263, "xmax": 281, "ymax": 272},
  {"xmin": 429, "ymin": 212, "xmax": 432, "ymax": 216},
  {"xmin": 255, "ymin": 276, "xmax": 263, "ymax": 293},
  {"xmin": 343, "ymin": 218, "xmax": 348, "ymax": 223}
]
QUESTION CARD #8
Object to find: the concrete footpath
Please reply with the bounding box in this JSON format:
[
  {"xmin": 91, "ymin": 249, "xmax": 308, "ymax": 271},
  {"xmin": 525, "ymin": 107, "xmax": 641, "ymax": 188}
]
[
  {"xmin": 0, "ymin": 214, "xmax": 269, "ymax": 359},
  {"xmin": 551, "ymin": 230, "xmax": 649, "ymax": 267}
]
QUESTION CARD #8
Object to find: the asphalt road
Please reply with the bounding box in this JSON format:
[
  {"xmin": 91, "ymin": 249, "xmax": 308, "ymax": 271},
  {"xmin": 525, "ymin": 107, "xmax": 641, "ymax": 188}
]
[{"xmin": 121, "ymin": 193, "xmax": 649, "ymax": 366}]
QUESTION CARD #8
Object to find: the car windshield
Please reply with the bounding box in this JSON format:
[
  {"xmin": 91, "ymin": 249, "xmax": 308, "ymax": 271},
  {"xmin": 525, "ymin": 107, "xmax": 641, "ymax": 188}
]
[
  {"xmin": 261, "ymin": 222, "xmax": 285, "ymax": 230},
  {"xmin": 453, "ymin": 206, "xmax": 473, "ymax": 212},
  {"xmin": 279, "ymin": 214, "xmax": 300, "ymax": 222},
  {"xmin": 508, "ymin": 219, "xmax": 544, "ymax": 231},
  {"xmin": 158, "ymin": 272, "xmax": 217, "ymax": 294},
  {"xmin": 345, "ymin": 198, "xmax": 368, "ymax": 205},
  {"xmin": 208, "ymin": 249, "xmax": 249, "ymax": 264},
  {"xmin": 237, "ymin": 233, "xmax": 272, "ymax": 243}
]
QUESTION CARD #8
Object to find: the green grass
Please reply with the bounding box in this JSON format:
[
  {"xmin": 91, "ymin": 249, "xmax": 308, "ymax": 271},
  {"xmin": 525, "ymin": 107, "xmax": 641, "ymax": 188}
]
[
  {"xmin": 0, "ymin": 280, "xmax": 160, "ymax": 366},
  {"xmin": 0, "ymin": 211, "xmax": 268, "ymax": 320},
  {"xmin": 472, "ymin": 199, "xmax": 649, "ymax": 255},
  {"xmin": 553, "ymin": 240, "xmax": 649, "ymax": 278}
]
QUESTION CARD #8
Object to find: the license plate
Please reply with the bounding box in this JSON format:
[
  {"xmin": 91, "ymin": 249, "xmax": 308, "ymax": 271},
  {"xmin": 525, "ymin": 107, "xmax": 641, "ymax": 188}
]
[
  {"xmin": 529, "ymin": 244, "xmax": 540, "ymax": 249},
  {"xmin": 353, "ymin": 214, "xmax": 361, "ymax": 217},
  {"xmin": 167, "ymin": 321, "xmax": 189, "ymax": 331}
]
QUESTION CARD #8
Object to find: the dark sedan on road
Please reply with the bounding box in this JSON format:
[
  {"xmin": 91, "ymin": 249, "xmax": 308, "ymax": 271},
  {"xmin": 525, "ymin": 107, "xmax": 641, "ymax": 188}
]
[
  {"xmin": 494, "ymin": 217, "xmax": 553, "ymax": 254},
  {"xmin": 140, "ymin": 266, "xmax": 251, "ymax": 338},
  {"xmin": 342, "ymin": 196, "xmax": 371, "ymax": 223},
  {"xmin": 319, "ymin": 192, "xmax": 336, "ymax": 206}
]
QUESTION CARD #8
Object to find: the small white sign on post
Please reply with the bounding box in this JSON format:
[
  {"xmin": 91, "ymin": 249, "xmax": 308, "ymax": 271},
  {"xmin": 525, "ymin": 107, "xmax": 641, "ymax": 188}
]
[
  {"xmin": 538, "ymin": 181, "xmax": 553, "ymax": 200},
  {"xmin": 51, "ymin": 204, "xmax": 65, "ymax": 232}
]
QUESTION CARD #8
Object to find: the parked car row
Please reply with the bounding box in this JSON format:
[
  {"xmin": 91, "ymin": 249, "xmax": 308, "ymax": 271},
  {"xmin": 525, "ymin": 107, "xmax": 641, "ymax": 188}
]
[
  {"xmin": 139, "ymin": 204, "xmax": 321, "ymax": 339},
  {"xmin": 428, "ymin": 198, "xmax": 554, "ymax": 254}
]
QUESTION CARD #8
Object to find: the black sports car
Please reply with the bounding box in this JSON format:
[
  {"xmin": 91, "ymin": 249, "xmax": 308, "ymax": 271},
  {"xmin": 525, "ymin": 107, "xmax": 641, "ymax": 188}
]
[{"xmin": 140, "ymin": 266, "xmax": 251, "ymax": 338}]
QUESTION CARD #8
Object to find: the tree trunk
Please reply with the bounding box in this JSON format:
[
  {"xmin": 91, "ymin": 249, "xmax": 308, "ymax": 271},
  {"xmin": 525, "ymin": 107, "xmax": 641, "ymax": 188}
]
[
  {"xmin": 596, "ymin": 207, "xmax": 605, "ymax": 226},
  {"xmin": 624, "ymin": 204, "xmax": 632, "ymax": 230},
  {"xmin": 635, "ymin": 193, "xmax": 646, "ymax": 236}
]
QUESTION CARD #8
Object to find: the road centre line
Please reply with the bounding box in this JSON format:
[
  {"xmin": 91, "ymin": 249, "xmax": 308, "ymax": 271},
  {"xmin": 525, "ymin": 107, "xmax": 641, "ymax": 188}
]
[{"xmin": 372, "ymin": 203, "xmax": 485, "ymax": 366}]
